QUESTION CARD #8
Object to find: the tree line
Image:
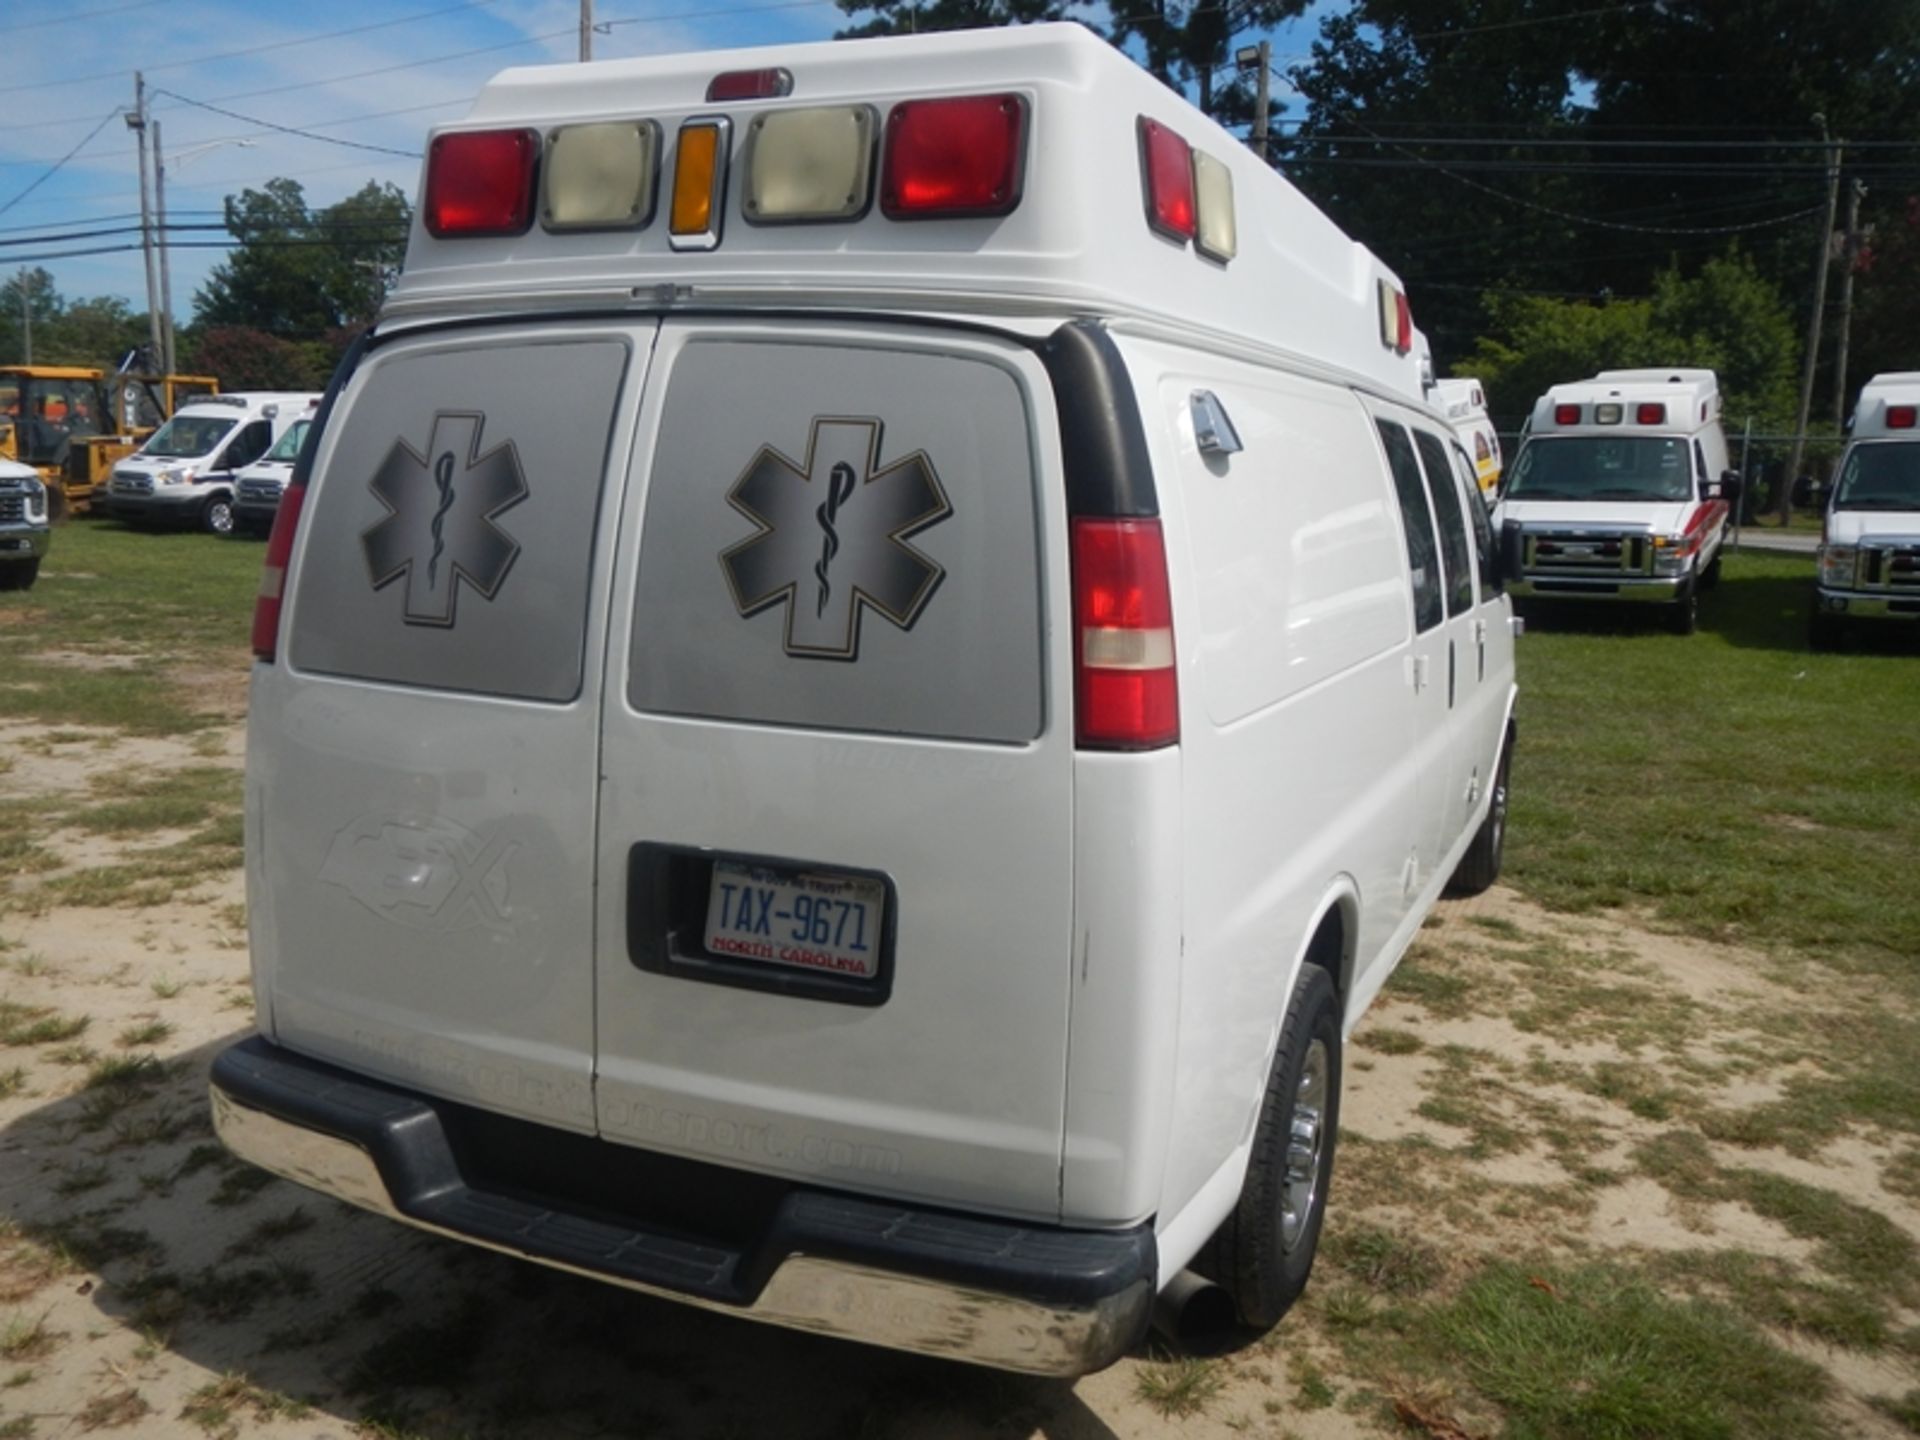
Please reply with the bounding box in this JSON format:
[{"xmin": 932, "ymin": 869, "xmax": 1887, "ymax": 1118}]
[{"xmin": 2, "ymin": 0, "xmax": 1913, "ymax": 446}]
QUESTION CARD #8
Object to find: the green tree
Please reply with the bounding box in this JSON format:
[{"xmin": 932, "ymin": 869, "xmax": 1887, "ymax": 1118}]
[
  {"xmin": 1457, "ymin": 251, "xmax": 1799, "ymax": 434},
  {"xmin": 194, "ymin": 178, "xmax": 409, "ymax": 338},
  {"xmin": 835, "ymin": 0, "xmax": 1087, "ymax": 37},
  {"xmin": 183, "ymin": 325, "xmax": 325, "ymax": 391},
  {"xmin": 1108, "ymin": 1, "xmax": 1308, "ymax": 118}
]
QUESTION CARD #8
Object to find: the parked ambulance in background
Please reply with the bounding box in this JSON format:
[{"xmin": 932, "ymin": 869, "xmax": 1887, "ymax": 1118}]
[
  {"xmin": 1433, "ymin": 377, "xmax": 1502, "ymax": 494},
  {"xmin": 102, "ymin": 392, "xmax": 321, "ymax": 535},
  {"xmin": 211, "ymin": 24, "xmax": 1517, "ymax": 1376},
  {"xmin": 230, "ymin": 402, "xmax": 320, "ymax": 537},
  {"xmin": 1494, "ymin": 368, "xmax": 1737, "ymax": 634},
  {"xmin": 1812, "ymin": 371, "xmax": 1920, "ymax": 649}
]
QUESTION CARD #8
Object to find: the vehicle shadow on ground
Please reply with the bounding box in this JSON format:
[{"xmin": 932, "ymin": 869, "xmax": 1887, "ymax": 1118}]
[
  {"xmin": 0, "ymin": 1032, "xmax": 1127, "ymax": 1440},
  {"xmin": 1708, "ymin": 569, "xmax": 1920, "ymax": 656}
]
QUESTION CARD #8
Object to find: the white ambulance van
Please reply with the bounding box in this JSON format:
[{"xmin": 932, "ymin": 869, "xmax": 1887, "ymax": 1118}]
[
  {"xmin": 102, "ymin": 392, "xmax": 322, "ymax": 534},
  {"xmin": 213, "ymin": 24, "xmax": 1518, "ymax": 1375},
  {"xmin": 1433, "ymin": 376, "xmax": 1502, "ymax": 494},
  {"xmin": 1495, "ymin": 368, "xmax": 1737, "ymax": 634},
  {"xmin": 1813, "ymin": 372, "xmax": 1920, "ymax": 649}
]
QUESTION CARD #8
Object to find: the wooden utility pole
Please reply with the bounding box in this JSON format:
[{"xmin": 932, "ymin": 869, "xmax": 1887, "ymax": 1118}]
[
  {"xmin": 19, "ymin": 269, "xmax": 31, "ymax": 365},
  {"xmin": 1252, "ymin": 40, "xmax": 1271, "ymax": 163},
  {"xmin": 579, "ymin": 0, "xmax": 593, "ymax": 61},
  {"xmin": 154, "ymin": 119, "xmax": 176, "ymax": 376},
  {"xmin": 1781, "ymin": 118, "xmax": 1842, "ymax": 525},
  {"xmin": 1830, "ymin": 178, "xmax": 1866, "ymax": 429},
  {"xmin": 127, "ymin": 73, "xmax": 165, "ymax": 374}
]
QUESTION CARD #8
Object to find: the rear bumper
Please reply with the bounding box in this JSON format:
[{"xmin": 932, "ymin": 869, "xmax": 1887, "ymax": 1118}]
[
  {"xmin": 209, "ymin": 1036, "xmax": 1155, "ymax": 1375},
  {"xmin": 1815, "ymin": 587, "xmax": 1920, "ymax": 621},
  {"xmin": 0, "ymin": 528, "xmax": 49, "ymax": 560},
  {"xmin": 1509, "ymin": 574, "xmax": 1686, "ymax": 602}
]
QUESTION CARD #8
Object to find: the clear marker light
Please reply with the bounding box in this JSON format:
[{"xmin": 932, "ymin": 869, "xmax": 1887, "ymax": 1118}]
[
  {"xmin": 543, "ymin": 121, "xmax": 658, "ymax": 231},
  {"xmin": 745, "ymin": 105, "xmax": 876, "ymax": 223}
]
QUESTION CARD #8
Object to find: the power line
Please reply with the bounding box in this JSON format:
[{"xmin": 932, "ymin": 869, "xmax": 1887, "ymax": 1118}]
[
  {"xmin": 0, "ymin": 109, "xmax": 123, "ymax": 221},
  {"xmin": 0, "ymin": 0, "xmax": 514, "ymax": 98},
  {"xmin": 152, "ymin": 90, "xmax": 424, "ymax": 160},
  {"xmin": 9, "ymin": 0, "xmax": 166, "ymax": 32}
]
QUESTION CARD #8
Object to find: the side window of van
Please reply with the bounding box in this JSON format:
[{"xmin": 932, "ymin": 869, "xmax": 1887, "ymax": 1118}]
[
  {"xmin": 221, "ymin": 420, "xmax": 272, "ymax": 472},
  {"xmin": 1412, "ymin": 429, "xmax": 1474, "ymax": 618},
  {"xmin": 1376, "ymin": 420, "xmax": 1443, "ymax": 634},
  {"xmin": 1454, "ymin": 445, "xmax": 1500, "ymax": 597}
]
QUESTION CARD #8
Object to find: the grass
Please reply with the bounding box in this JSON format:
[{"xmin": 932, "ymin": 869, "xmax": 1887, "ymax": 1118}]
[
  {"xmin": 1508, "ymin": 551, "xmax": 1920, "ymax": 971},
  {"xmin": 1133, "ymin": 1354, "xmax": 1226, "ymax": 1419},
  {"xmin": 180, "ymin": 1374, "xmax": 311, "ymax": 1436},
  {"xmin": 70, "ymin": 767, "xmax": 240, "ymax": 837},
  {"xmin": 0, "ymin": 1004, "xmax": 87, "ymax": 1049},
  {"xmin": 1413, "ymin": 1261, "xmax": 1830, "ymax": 1440}
]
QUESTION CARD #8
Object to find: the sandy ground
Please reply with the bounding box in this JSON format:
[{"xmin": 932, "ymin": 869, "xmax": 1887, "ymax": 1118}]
[{"xmin": 0, "ymin": 718, "xmax": 1915, "ymax": 1438}]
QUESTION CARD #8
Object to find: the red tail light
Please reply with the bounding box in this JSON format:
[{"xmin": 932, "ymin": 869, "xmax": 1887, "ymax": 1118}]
[
  {"xmin": 1139, "ymin": 117, "xmax": 1195, "ymax": 242},
  {"xmin": 251, "ymin": 482, "xmax": 308, "ymax": 662},
  {"xmin": 1889, "ymin": 404, "xmax": 1917, "ymax": 429},
  {"xmin": 1072, "ymin": 517, "xmax": 1178, "ymax": 750},
  {"xmin": 1554, "ymin": 404, "xmax": 1581, "ymax": 425},
  {"xmin": 707, "ymin": 67, "xmax": 792, "ymax": 102},
  {"xmin": 425, "ymin": 128, "xmax": 539, "ymax": 237},
  {"xmin": 1395, "ymin": 291, "xmax": 1413, "ymax": 354},
  {"xmin": 881, "ymin": 94, "xmax": 1026, "ymax": 219},
  {"xmin": 1636, "ymin": 402, "xmax": 1666, "ymax": 424}
]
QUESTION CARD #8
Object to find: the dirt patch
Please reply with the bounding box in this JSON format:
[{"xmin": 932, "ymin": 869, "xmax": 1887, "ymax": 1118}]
[{"xmin": 0, "ymin": 728, "xmax": 1913, "ymax": 1438}]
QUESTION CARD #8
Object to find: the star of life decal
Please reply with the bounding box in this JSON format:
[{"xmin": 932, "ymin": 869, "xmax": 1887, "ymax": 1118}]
[
  {"xmin": 362, "ymin": 411, "xmax": 529, "ymax": 627},
  {"xmin": 719, "ymin": 417, "xmax": 953, "ymax": 660}
]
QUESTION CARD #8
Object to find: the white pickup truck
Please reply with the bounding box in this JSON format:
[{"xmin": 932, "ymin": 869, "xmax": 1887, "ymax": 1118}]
[{"xmin": 0, "ymin": 460, "xmax": 49, "ymax": 591}]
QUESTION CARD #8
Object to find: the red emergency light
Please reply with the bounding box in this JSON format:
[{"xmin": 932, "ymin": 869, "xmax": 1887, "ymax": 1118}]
[
  {"xmin": 425, "ymin": 128, "xmax": 539, "ymax": 238},
  {"xmin": 707, "ymin": 68, "xmax": 793, "ymax": 102},
  {"xmin": 1554, "ymin": 404, "xmax": 1582, "ymax": 425},
  {"xmin": 1138, "ymin": 118, "xmax": 1196, "ymax": 243},
  {"xmin": 1888, "ymin": 404, "xmax": 1917, "ymax": 429},
  {"xmin": 1636, "ymin": 403, "xmax": 1666, "ymax": 425},
  {"xmin": 881, "ymin": 94, "xmax": 1027, "ymax": 219}
]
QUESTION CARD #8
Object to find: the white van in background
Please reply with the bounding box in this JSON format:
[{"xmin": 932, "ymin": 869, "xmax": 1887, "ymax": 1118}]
[
  {"xmin": 1433, "ymin": 376, "xmax": 1502, "ymax": 494},
  {"xmin": 1813, "ymin": 372, "xmax": 1920, "ymax": 649},
  {"xmin": 212, "ymin": 25, "xmax": 1518, "ymax": 1376},
  {"xmin": 1494, "ymin": 368, "xmax": 1738, "ymax": 634},
  {"xmin": 230, "ymin": 403, "xmax": 320, "ymax": 537},
  {"xmin": 102, "ymin": 392, "xmax": 321, "ymax": 535}
]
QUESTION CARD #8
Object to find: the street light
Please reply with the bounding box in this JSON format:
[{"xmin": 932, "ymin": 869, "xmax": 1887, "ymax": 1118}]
[
  {"xmin": 1236, "ymin": 41, "xmax": 1272, "ymax": 163},
  {"xmin": 154, "ymin": 133, "xmax": 256, "ymax": 376}
]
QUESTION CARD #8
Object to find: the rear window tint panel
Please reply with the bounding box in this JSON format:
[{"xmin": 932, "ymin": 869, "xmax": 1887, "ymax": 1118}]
[
  {"xmin": 288, "ymin": 334, "xmax": 630, "ymax": 703},
  {"xmin": 628, "ymin": 336, "xmax": 1044, "ymax": 744}
]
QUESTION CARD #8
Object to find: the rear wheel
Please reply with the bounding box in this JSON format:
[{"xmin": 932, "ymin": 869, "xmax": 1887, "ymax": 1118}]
[
  {"xmin": 1447, "ymin": 738, "xmax": 1510, "ymax": 897},
  {"xmin": 201, "ymin": 493, "xmax": 235, "ymax": 536},
  {"xmin": 1667, "ymin": 581, "xmax": 1698, "ymax": 635},
  {"xmin": 0, "ymin": 560, "xmax": 39, "ymax": 592},
  {"xmin": 1200, "ymin": 963, "xmax": 1341, "ymax": 1330}
]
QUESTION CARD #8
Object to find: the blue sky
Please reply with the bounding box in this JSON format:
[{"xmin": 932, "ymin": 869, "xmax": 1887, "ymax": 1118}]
[{"xmin": 0, "ymin": 1, "xmax": 1322, "ymax": 327}]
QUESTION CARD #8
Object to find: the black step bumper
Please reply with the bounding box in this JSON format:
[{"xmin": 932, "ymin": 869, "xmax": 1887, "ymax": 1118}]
[{"xmin": 209, "ymin": 1036, "xmax": 1155, "ymax": 1374}]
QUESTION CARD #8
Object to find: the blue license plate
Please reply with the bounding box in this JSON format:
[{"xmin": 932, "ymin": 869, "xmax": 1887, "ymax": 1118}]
[{"xmin": 703, "ymin": 861, "xmax": 884, "ymax": 979}]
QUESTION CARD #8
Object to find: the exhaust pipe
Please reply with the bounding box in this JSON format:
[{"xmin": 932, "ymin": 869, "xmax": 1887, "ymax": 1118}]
[{"xmin": 1150, "ymin": 1270, "xmax": 1240, "ymax": 1354}]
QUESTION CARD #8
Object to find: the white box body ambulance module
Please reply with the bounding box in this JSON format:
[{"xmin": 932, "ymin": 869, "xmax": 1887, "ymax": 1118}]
[
  {"xmin": 1433, "ymin": 376, "xmax": 1502, "ymax": 494},
  {"xmin": 1813, "ymin": 372, "xmax": 1920, "ymax": 648},
  {"xmin": 214, "ymin": 24, "xmax": 1518, "ymax": 1374},
  {"xmin": 1495, "ymin": 368, "xmax": 1737, "ymax": 634}
]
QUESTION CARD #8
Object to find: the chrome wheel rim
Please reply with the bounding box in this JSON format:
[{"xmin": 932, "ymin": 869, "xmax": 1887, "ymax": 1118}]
[
  {"xmin": 1281, "ymin": 1038, "xmax": 1329, "ymax": 1252},
  {"xmin": 209, "ymin": 502, "xmax": 233, "ymax": 535},
  {"xmin": 1490, "ymin": 759, "xmax": 1509, "ymax": 854}
]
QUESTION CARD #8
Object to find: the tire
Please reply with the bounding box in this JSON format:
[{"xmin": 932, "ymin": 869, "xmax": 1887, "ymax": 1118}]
[
  {"xmin": 201, "ymin": 493, "xmax": 235, "ymax": 536},
  {"xmin": 1199, "ymin": 963, "xmax": 1342, "ymax": 1330},
  {"xmin": 1446, "ymin": 737, "xmax": 1511, "ymax": 897},
  {"xmin": 1667, "ymin": 581, "xmax": 1697, "ymax": 635},
  {"xmin": 1699, "ymin": 553, "xmax": 1722, "ymax": 590},
  {"xmin": 0, "ymin": 560, "xmax": 39, "ymax": 592},
  {"xmin": 1809, "ymin": 610, "xmax": 1845, "ymax": 652}
]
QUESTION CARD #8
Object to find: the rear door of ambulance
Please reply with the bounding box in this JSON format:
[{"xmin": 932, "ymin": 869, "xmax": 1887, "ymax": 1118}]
[
  {"xmin": 594, "ymin": 318, "xmax": 1077, "ymax": 1221},
  {"xmin": 255, "ymin": 319, "xmax": 655, "ymax": 1135}
]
